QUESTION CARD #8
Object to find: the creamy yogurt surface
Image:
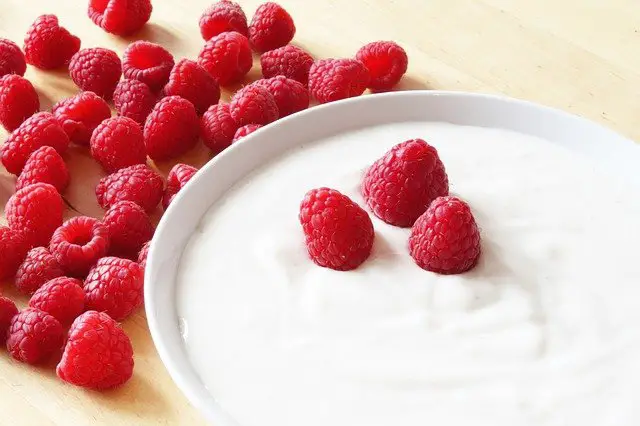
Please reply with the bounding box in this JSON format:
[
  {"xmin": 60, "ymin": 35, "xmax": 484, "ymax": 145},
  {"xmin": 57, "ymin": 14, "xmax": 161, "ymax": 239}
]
[{"xmin": 177, "ymin": 122, "xmax": 640, "ymax": 426}]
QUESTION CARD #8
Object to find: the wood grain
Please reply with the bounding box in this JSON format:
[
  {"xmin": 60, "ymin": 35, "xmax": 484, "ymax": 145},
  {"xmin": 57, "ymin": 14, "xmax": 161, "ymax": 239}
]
[{"xmin": 0, "ymin": 0, "xmax": 638, "ymax": 424}]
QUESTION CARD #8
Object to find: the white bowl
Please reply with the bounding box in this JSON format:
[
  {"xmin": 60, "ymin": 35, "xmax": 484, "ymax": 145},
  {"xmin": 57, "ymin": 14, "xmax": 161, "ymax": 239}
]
[{"xmin": 144, "ymin": 91, "xmax": 639, "ymax": 425}]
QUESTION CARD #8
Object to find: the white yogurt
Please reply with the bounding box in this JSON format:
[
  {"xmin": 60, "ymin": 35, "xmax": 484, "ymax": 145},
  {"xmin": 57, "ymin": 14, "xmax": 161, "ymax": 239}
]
[{"xmin": 177, "ymin": 122, "xmax": 640, "ymax": 426}]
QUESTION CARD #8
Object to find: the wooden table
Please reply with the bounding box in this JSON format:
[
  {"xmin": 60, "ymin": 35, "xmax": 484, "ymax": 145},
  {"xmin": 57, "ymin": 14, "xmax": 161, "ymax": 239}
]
[{"xmin": 0, "ymin": 0, "xmax": 638, "ymax": 424}]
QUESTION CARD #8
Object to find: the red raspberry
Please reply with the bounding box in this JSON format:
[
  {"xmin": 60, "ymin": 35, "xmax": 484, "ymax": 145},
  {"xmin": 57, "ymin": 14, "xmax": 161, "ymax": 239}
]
[
  {"xmin": 50, "ymin": 217, "xmax": 110, "ymax": 278},
  {"xmin": 229, "ymin": 84, "xmax": 278, "ymax": 126},
  {"xmin": 409, "ymin": 196, "xmax": 481, "ymax": 274},
  {"xmin": 0, "ymin": 226, "xmax": 29, "ymax": 281},
  {"xmin": 6, "ymin": 308, "xmax": 64, "ymax": 364},
  {"xmin": 0, "ymin": 112, "xmax": 69, "ymax": 175},
  {"xmin": 299, "ymin": 188, "xmax": 374, "ymax": 271},
  {"xmin": 0, "ymin": 297, "xmax": 18, "ymax": 345},
  {"xmin": 0, "ymin": 38, "xmax": 27, "ymax": 77},
  {"xmin": 84, "ymin": 257, "xmax": 144, "ymax": 321},
  {"xmin": 248, "ymin": 2, "xmax": 295, "ymax": 53},
  {"xmin": 164, "ymin": 59, "xmax": 221, "ymax": 115},
  {"xmin": 69, "ymin": 48, "xmax": 122, "ymax": 100},
  {"xmin": 162, "ymin": 164, "xmax": 198, "ymax": 210},
  {"xmin": 103, "ymin": 201, "xmax": 153, "ymax": 258},
  {"xmin": 28, "ymin": 277, "xmax": 84, "ymax": 325},
  {"xmin": 0, "ymin": 74, "xmax": 39, "ymax": 131},
  {"xmin": 200, "ymin": 0, "xmax": 248, "ymax": 40},
  {"xmin": 96, "ymin": 164, "xmax": 164, "ymax": 213},
  {"xmin": 15, "ymin": 247, "xmax": 64, "ymax": 295},
  {"xmin": 113, "ymin": 79, "xmax": 156, "ymax": 124},
  {"xmin": 232, "ymin": 124, "xmax": 262, "ymax": 142},
  {"xmin": 362, "ymin": 139, "xmax": 449, "ymax": 227},
  {"xmin": 137, "ymin": 240, "xmax": 150, "ymax": 269},
  {"xmin": 57, "ymin": 311, "xmax": 134, "ymax": 389},
  {"xmin": 143, "ymin": 96, "xmax": 200, "ymax": 161},
  {"xmin": 123, "ymin": 41, "xmax": 174, "ymax": 92},
  {"xmin": 23, "ymin": 15, "xmax": 81, "ymax": 70},
  {"xmin": 356, "ymin": 41, "xmax": 408, "ymax": 91},
  {"xmin": 197, "ymin": 31, "xmax": 252, "ymax": 86},
  {"xmin": 16, "ymin": 146, "xmax": 70, "ymax": 193},
  {"xmin": 90, "ymin": 116, "xmax": 146, "ymax": 173},
  {"xmin": 253, "ymin": 76, "xmax": 308, "ymax": 117},
  {"xmin": 6, "ymin": 183, "xmax": 64, "ymax": 248},
  {"xmin": 200, "ymin": 103, "xmax": 238, "ymax": 154},
  {"xmin": 51, "ymin": 91, "xmax": 111, "ymax": 146},
  {"xmin": 260, "ymin": 44, "xmax": 313, "ymax": 85},
  {"xmin": 308, "ymin": 58, "xmax": 370, "ymax": 104},
  {"xmin": 88, "ymin": 0, "xmax": 152, "ymax": 36}
]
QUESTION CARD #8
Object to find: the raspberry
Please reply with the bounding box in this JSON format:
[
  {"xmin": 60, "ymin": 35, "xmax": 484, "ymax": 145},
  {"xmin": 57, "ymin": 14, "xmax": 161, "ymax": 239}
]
[
  {"xmin": 232, "ymin": 124, "xmax": 262, "ymax": 142},
  {"xmin": 0, "ymin": 112, "xmax": 69, "ymax": 175},
  {"xmin": 164, "ymin": 59, "xmax": 221, "ymax": 115},
  {"xmin": 6, "ymin": 308, "xmax": 64, "ymax": 364},
  {"xmin": 23, "ymin": 15, "xmax": 81, "ymax": 70},
  {"xmin": 88, "ymin": 0, "xmax": 152, "ymax": 36},
  {"xmin": 143, "ymin": 96, "xmax": 200, "ymax": 161},
  {"xmin": 137, "ymin": 241, "xmax": 150, "ymax": 269},
  {"xmin": 163, "ymin": 164, "xmax": 198, "ymax": 210},
  {"xmin": 229, "ymin": 84, "xmax": 278, "ymax": 126},
  {"xmin": 0, "ymin": 226, "xmax": 29, "ymax": 281},
  {"xmin": 0, "ymin": 38, "xmax": 26, "ymax": 77},
  {"xmin": 308, "ymin": 58, "xmax": 370, "ymax": 104},
  {"xmin": 299, "ymin": 188, "xmax": 374, "ymax": 271},
  {"xmin": 84, "ymin": 257, "xmax": 144, "ymax": 321},
  {"xmin": 248, "ymin": 2, "xmax": 295, "ymax": 53},
  {"xmin": 57, "ymin": 311, "xmax": 134, "ymax": 389},
  {"xmin": 0, "ymin": 297, "xmax": 18, "ymax": 345},
  {"xmin": 0, "ymin": 74, "xmax": 39, "ymax": 131},
  {"xmin": 90, "ymin": 116, "xmax": 146, "ymax": 173},
  {"xmin": 200, "ymin": 103, "xmax": 238, "ymax": 154},
  {"xmin": 96, "ymin": 164, "xmax": 164, "ymax": 213},
  {"xmin": 253, "ymin": 76, "xmax": 308, "ymax": 117},
  {"xmin": 69, "ymin": 48, "xmax": 122, "ymax": 100},
  {"xmin": 123, "ymin": 41, "xmax": 174, "ymax": 92},
  {"xmin": 6, "ymin": 183, "xmax": 64, "ymax": 248},
  {"xmin": 103, "ymin": 201, "xmax": 153, "ymax": 258},
  {"xmin": 200, "ymin": 0, "xmax": 248, "ymax": 40},
  {"xmin": 362, "ymin": 139, "xmax": 449, "ymax": 227},
  {"xmin": 356, "ymin": 41, "xmax": 408, "ymax": 91},
  {"xmin": 409, "ymin": 196, "xmax": 481, "ymax": 274},
  {"xmin": 50, "ymin": 217, "xmax": 110, "ymax": 278},
  {"xmin": 28, "ymin": 277, "xmax": 84, "ymax": 325},
  {"xmin": 16, "ymin": 146, "xmax": 70, "ymax": 193},
  {"xmin": 51, "ymin": 91, "xmax": 111, "ymax": 146},
  {"xmin": 260, "ymin": 44, "xmax": 313, "ymax": 85},
  {"xmin": 197, "ymin": 31, "xmax": 252, "ymax": 86},
  {"xmin": 15, "ymin": 247, "xmax": 64, "ymax": 295},
  {"xmin": 113, "ymin": 79, "xmax": 156, "ymax": 124}
]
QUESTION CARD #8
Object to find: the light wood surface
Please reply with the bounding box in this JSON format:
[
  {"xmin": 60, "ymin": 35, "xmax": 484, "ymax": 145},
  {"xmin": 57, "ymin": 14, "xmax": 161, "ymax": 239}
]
[{"xmin": 0, "ymin": 0, "xmax": 638, "ymax": 424}]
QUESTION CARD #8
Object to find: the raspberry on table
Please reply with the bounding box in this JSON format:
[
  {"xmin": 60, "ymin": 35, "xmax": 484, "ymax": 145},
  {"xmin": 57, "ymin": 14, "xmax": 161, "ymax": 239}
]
[
  {"xmin": 88, "ymin": 0, "xmax": 152, "ymax": 36},
  {"xmin": 0, "ymin": 74, "xmax": 39, "ymax": 131},
  {"xmin": 23, "ymin": 15, "xmax": 81, "ymax": 70},
  {"xmin": 229, "ymin": 84, "xmax": 278, "ymax": 126},
  {"xmin": 28, "ymin": 277, "xmax": 85, "ymax": 325},
  {"xmin": 90, "ymin": 116, "xmax": 147, "ymax": 173},
  {"xmin": 16, "ymin": 146, "xmax": 70, "ymax": 193},
  {"xmin": 248, "ymin": 2, "xmax": 296, "ymax": 53},
  {"xmin": 409, "ymin": 196, "xmax": 481, "ymax": 274},
  {"xmin": 356, "ymin": 41, "xmax": 408, "ymax": 91},
  {"xmin": 0, "ymin": 297, "xmax": 18, "ymax": 345},
  {"xmin": 200, "ymin": 103, "xmax": 239, "ymax": 154},
  {"xmin": 143, "ymin": 96, "xmax": 200, "ymax": 161},
  {"xmin": 308, "ymin": 58, "xmax": 370, "ymax": 104},
  {"xmin": 200, "ymin": 0, "xmax": 248, "ymax": 40},
  {"xmin": 164, "ymin": 59, "xmax": 221, "ymax": 115},
  {"xmin": 232, "ymin": 124, "xmax": 262, "ymax": 142},
  {"xmin": 51, "ymin": 91, "xmax": 111, "ymax": 146},
  {"xmin": 69, "ymin": 48, "xmax": 122, "ymax": 100},
  {"xmin": 0, "ymin": 38, "xmax": 27, "ymax": 77},
  {"xmin": 299, "ymin": 187, "xmax": 375, "ymax": 271},
  {"xmin": 113, "ymin": 79, "xmax": 156, "ymax": 125},
  {"xmin": 0, "ymin": 226, "xmax": 30, "ymax": 281},
  {"xmin": 123, "ymin": 41, "xmax": 174, "ymax": 92},
  {"xmin": 6, "ymin": 183, "xmax": 64, "ymax": 248},
  {"xmin": 57, "ymin": 310, "xmax": 134, "ymax": 390},
  {"xmin": 84, "ymin": 257, "xmax": 144, "ymax": 321},
  {"xmin": 15, "ymin": 247, "xmax": 64, "ymax": 295},
  {"xmin": 6, "ymin": 308, "xmax": 64, "ymax": 365},
  {"xmin": 197, "ymin": 31, "xmax": 253, "ymax": 86},
  {"xmin": 253, "ymin": 76, "xmax": 309, "ymax": 117},
  {"xmin": 163, "ymin": 163, "xmax": 198, "ymax": 210},
  {"xmin": 103, "ymin": 201, "xmax": 154, "ymax": 259},
  {"xmin": 96, "ymin": 164, "xmax": 164, "ymax": 213},
  {"xmin": 362, "ymin": 139, "xmax": 449, "ymax": 227},
  {"xmin": 260, "ymin": 44, "xmax": 313, "ymax": 86},
  {"xmin": 0, "ymin": 111, "xmax": 69, "ymax": 175},
  {"xmin": 49, "ymin": 216, "xmax": 110, "ymax": 278},
  {"xmin": 137, "ymin": 241, "xmax": 150, "ymax": 269}
]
